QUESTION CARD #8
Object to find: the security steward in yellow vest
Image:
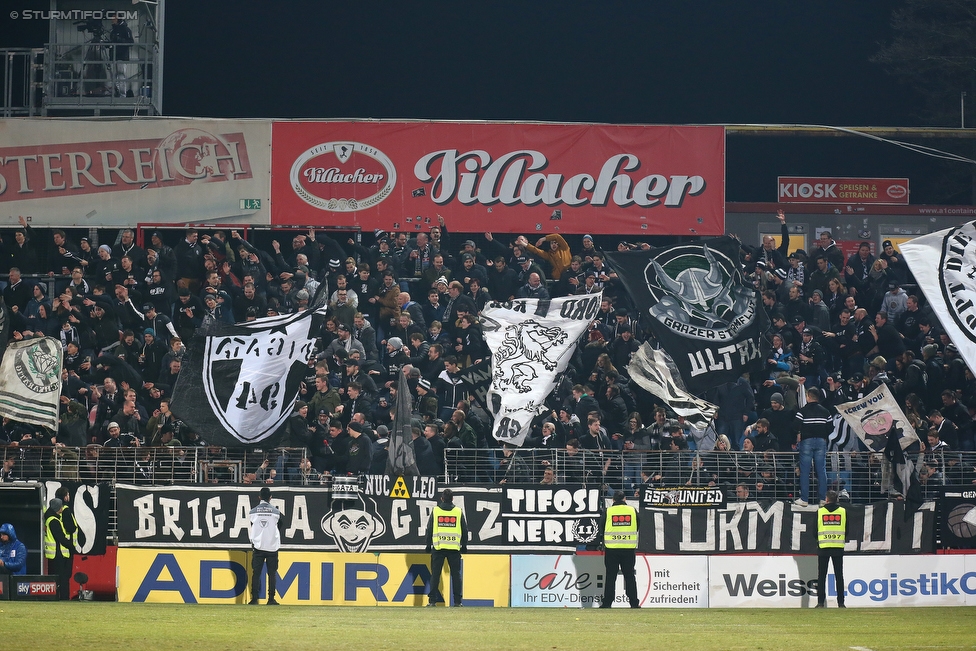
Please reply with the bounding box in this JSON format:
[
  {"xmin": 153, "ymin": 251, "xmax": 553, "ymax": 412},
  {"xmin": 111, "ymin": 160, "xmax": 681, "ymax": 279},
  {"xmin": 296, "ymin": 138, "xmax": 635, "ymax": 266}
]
[
  {"xmin": 55, "ymin": 487, "xmax": 80, "ymax": 551},
  {"xmin": 44, "ymin": 498, "xmax": 73, "ymax": 600},
  {"xmin": 599, "ymin": 490, "xmax": 640, "ymax": 608},
  {"xmin": 425, "ymin": 488, "xmax": 468, "ymax": 607},
  {"xmin": 816, "ymin": 489, "xmax": 847, "ymax": 608}
]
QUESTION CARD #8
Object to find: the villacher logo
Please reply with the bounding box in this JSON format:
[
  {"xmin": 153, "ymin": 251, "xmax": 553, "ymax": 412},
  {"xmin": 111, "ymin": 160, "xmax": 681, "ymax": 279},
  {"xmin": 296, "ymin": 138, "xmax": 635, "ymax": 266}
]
[{"xmin": 290, "ymin": 141, "xmax": 397, "ymax": 212}]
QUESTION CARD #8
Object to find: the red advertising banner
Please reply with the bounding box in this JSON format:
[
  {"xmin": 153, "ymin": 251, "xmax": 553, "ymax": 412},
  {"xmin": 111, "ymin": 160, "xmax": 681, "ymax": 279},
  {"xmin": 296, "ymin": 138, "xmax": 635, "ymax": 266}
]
[
  {"xmin": 271, "ymin": 121, "xmax": 725, "ymax": 235},
  {"xmin": 777, "ymin": 176, "xmax": 910, "ymax": 205}
]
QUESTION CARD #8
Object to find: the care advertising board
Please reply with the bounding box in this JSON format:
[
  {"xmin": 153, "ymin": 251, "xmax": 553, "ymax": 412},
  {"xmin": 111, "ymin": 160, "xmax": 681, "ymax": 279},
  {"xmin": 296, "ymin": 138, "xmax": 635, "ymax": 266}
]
[{"xmin": 511, "ymin": 554, "xmax": 707, "ymax": 608}]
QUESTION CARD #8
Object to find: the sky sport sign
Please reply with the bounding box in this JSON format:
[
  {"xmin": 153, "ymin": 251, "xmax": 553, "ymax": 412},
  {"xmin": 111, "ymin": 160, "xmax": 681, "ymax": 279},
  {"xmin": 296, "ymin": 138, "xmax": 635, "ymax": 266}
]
[{"xmin": 777, "ymin": 176, "xmax": 910, "ymax": 205}]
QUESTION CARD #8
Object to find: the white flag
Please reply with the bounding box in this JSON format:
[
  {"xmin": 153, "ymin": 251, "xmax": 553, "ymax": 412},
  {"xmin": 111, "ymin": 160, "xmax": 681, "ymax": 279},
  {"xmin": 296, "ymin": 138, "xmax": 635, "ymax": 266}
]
[
  {"xmin": 627, "ymin": 343, "xmax": 717, "ymax": 428},
  {"xmin": 482, "ymin": 293, "xmax": 602, "ymax": 446},
  {"xmin": 834, "ymin": 383, "xmax": 918, "ymax": 453},
  {"xmin": 0, "ymin": 337, "xmax": 63, "ymax": 432},
  {"xmin": 902, "ymin": 223, "xmax": 976, "ymax": 375}
]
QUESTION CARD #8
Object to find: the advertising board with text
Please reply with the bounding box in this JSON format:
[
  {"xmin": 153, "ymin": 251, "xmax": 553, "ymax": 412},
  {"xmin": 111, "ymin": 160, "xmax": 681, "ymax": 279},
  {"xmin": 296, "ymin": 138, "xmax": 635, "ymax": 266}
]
[
  {"xmin": 117, "ymin": 549, "xmax": 509, "ymax": 606},
  {"xmin": 271, "ymin": 121, "xmax": 725, "ymax": 235},
  {"xmin": 709, "ymin": 554, "xmax": 976, "ymax": 608},
  {"xmin": 778, "ymin": 176, "xmax": 909, "ymax": 205},
  {"xmin": 0, "ymin": 118, "xmax": 271, "ymax": 226},
  {"xmin": 511, "ymin": 554, "xmax": 707, "ymax": 608}
]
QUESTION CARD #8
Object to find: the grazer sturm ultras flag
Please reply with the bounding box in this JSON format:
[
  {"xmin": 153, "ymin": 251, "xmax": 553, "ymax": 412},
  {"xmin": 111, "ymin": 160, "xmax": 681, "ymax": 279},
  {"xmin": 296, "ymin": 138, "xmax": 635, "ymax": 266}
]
[
  {"xmin": 170, "ymin": 306, "xmax": 327, "ymax": 447},
  {"xmin": 482, "ymin": 293, "xmax": 602, "ymax": 446},
  {"xmin": 901, "ymin": 222, "xmax": 976, "ymax": 378},
  {"xmin": 0, "ymin": 337, "xmax": 63, "ymax": 432},
  {"xmin": 606, "ymin": 237, "xmax": 769, "ymax": 396}
]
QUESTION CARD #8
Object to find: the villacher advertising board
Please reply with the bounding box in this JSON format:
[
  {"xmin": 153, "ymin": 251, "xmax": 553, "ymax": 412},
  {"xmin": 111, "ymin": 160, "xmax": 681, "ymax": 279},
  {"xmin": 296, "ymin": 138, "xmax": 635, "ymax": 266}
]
[
  {"xmin": 0, "ymin": 118, "xmax": 271, "ymax": 226},
  {"xmin": 271, "ymin": 121, "xmax": 725, "ymax": 235}
]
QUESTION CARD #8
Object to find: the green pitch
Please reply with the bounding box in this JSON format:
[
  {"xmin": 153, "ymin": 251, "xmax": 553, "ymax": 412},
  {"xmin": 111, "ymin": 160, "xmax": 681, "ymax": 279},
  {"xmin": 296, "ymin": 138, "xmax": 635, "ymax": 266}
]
[{"xmin": 1, "ymin": 603, "xmax": 973, "ymax": 650}]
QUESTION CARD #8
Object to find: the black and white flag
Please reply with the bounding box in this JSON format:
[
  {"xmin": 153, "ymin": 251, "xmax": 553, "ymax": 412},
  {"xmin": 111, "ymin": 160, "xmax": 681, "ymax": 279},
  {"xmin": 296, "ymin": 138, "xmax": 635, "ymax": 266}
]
[
  {"xmin": 902, "ymin": 223, "xmax": 976, "ymax": 376},
  {"xmin": 606, "ymin": 237, "xmax": 768, "ymax": 395},
  {"xmin": 483, "ymin": 293, "xmax": 602, "ymax": 446},
  {"xmin": 170, "ymin": 307, "xmax": 327, "ymax": 447},
  {"xmin": 0, "ymin": 337, "xmax": 63, "ymax": 432},
  {"xmin": 627, "ymin": 343, "xmax": 717, "ymax": 428}
]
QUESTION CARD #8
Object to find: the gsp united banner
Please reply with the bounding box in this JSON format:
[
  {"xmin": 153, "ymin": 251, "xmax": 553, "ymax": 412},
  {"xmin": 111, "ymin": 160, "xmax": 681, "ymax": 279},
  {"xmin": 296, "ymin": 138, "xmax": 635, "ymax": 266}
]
[
  {"xmin": 271, "ymin": 121, "xmax": 725, "ymax": 235},
  {"xmin": 0, "ymin": 117, "xmax": 271, "ymax": 226},
  {"xmin": 482, "ymin": 294, "xmax": 601, "ymax": 446},
  {"xmin": 607, "ymin": 237, "xmax": 768, "ymax": 395}
]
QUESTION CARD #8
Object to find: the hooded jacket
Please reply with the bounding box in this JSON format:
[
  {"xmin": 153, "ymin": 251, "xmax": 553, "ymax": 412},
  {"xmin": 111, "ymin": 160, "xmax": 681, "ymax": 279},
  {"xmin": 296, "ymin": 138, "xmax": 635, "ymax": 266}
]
[{"xmin": 0, "ymin": 523, "xmax": 28, "ymax": 575}]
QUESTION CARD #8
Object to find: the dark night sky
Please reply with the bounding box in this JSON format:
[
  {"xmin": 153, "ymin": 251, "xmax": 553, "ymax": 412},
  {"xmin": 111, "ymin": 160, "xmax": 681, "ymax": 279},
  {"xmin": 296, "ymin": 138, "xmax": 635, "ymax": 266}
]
[{"xmin": 3, "ymin": 1, "xmax": 972, "ymax": 203}]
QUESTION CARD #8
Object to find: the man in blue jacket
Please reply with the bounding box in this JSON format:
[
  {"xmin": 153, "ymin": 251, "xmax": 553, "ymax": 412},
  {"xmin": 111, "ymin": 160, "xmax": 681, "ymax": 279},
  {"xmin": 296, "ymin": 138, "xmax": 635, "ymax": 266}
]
[{"xmin": 0, "ymin": 523, "xmax": 28, "ymax": 575}]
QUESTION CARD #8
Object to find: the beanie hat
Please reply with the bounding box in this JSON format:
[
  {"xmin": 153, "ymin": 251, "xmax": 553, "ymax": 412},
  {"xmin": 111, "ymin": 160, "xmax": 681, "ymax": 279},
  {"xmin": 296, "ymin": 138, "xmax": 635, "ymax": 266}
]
[{"xmin": 770, "ymin": 392, "xmax": 784, "ymax": 405}]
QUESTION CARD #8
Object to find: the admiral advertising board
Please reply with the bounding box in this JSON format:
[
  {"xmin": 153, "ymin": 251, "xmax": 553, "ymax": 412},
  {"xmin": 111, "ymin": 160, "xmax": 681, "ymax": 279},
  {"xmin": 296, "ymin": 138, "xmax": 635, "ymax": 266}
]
[
  {"xmin": 117, "ymin": 549, "xmax": 509, "ymax": 606},
  {"xmin": 271, "ymin": 121, "xmax": 725, "ymax": 235},
  {"xmin": 0, "ymin": 118, "xmax": 271, "ymax": 226}
]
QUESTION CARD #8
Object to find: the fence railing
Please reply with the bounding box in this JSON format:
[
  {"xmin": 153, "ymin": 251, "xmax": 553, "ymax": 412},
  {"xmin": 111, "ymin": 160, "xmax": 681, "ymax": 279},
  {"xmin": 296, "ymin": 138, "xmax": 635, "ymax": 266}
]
[
  {"xmin": 1, "ymin": 445, "xmax": 312, "ymax": 486},
  {"xmin": 4, "ymin": 445, "xmax": 971, "ymax": 504},
  {"xmin": 443, "ymin": 448, "xmax": 974, "ymax": 504}
]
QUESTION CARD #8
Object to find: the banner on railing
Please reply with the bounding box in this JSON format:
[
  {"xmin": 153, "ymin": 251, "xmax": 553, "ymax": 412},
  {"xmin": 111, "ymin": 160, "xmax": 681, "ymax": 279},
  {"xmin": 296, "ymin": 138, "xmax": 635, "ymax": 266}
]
[
  {"xmin": 115, "ymin": 482, "xmax": 602, "ymax": 553},
  {"xmin": 639, "ymin": 499, "xmax": 935, "ymax": 555}
]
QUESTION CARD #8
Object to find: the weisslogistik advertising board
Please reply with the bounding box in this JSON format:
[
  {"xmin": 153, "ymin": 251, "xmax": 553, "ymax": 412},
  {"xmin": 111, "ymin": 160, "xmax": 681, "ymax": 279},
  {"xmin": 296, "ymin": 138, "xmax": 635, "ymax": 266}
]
[
  {"xmin": 0, "ymin": 118, "xmax": 271, "ymax": 226},
  {"xmin": 117, "ymin": 549, "xmax": 509, "ymax": 606},
  {"xmin": 271, "ymin": 121, "xmax": 725, "ymax": 235}
]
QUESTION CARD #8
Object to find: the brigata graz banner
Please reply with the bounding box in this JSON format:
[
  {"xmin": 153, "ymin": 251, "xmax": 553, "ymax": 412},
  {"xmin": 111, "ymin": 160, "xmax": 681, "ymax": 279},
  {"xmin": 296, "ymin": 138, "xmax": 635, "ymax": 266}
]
[
  {"xmin": 639, "ymin": 500, "xmax": 935, "ymax": 555},
  {"xmin": 271, "ymin": 121, "xmax": 725, "ymax": 235},
  {"xmin": 115, "ymin": 482, "xmax": 603, "ymax": 553},
  {"xmin": 0, "ymin": 118, "xmax": 271, "ymax": 226}
]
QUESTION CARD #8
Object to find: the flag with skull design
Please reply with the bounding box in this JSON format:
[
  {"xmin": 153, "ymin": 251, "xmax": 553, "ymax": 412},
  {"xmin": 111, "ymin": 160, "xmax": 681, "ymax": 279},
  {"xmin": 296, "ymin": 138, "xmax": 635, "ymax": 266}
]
[{"xmin": 606, "ymin": 237, "xmax": 769, "ymax": 396}]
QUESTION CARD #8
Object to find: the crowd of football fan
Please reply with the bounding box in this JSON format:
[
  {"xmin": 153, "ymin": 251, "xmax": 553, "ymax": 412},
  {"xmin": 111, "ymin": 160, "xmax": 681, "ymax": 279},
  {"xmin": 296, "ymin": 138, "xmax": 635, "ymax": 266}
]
[{"xmin": 0, "ymin": 212, "xmax": 973, "ymax": 496}]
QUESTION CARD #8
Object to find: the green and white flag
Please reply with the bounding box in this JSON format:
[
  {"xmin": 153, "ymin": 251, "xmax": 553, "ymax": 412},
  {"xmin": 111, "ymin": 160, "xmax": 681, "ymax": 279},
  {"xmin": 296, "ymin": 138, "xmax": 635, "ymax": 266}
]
[{"xmin": 0, "ymin": 337, "xmax": 63, "ymax": 432}]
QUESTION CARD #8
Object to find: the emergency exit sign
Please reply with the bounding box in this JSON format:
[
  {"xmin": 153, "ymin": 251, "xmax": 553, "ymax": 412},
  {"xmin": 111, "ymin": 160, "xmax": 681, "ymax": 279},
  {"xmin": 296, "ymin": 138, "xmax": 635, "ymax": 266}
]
[{"xmin": 239, "ymin": 199, "xmax": 262, "ymax": 210}]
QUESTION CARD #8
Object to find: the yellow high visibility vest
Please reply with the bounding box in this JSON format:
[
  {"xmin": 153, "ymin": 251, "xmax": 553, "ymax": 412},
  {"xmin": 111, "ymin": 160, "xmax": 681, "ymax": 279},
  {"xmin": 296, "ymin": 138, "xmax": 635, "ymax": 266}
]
[
  {"xmin": 44, "ymin": 514, "xmax": 69, "ymax": 560},
  {"xmin": 817, "ymin": 505, "xmax": 847, "ymax": 549},
  {"xmin": 604, "ymin": 503, "xmax": 638, "ymax": 549},
  {"xmin": 431, "ymin": 505, "xmax": 463, "ymax": 551}
]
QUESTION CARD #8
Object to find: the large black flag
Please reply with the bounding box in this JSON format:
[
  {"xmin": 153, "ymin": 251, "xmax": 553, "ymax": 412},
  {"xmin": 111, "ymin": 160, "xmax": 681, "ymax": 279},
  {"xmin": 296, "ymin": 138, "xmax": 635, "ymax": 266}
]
[
  {"xmin": 170, "ymin": 307, "xmax": 327, "ymax": 447},
  {"xmin": 606, "ymin": 237, "xmax": 768, "ymax": 395},
  {"xmin": 386, "ymin": 368, "xmax": 419, "ymax": 476}
]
